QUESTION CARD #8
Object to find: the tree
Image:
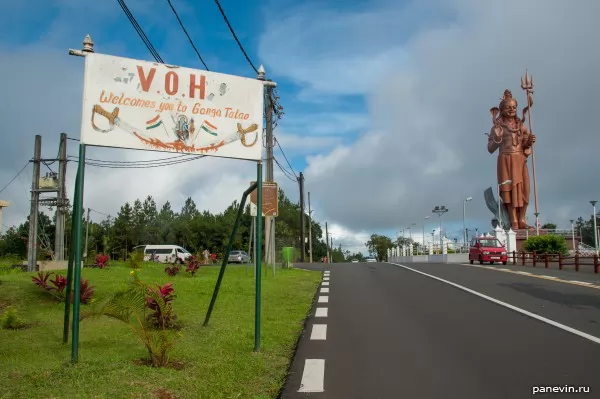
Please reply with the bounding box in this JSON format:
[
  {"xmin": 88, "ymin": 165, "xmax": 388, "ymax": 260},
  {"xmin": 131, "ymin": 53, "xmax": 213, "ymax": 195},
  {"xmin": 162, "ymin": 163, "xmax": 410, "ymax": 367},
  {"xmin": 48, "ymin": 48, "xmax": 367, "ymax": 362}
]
[
  {"xmin": 365, "ymin": 234, "xmax": 394, "ymax": 261},
  {"xmin": 541, "ymin": 222, "xmax": 557, "ymax": 229}
]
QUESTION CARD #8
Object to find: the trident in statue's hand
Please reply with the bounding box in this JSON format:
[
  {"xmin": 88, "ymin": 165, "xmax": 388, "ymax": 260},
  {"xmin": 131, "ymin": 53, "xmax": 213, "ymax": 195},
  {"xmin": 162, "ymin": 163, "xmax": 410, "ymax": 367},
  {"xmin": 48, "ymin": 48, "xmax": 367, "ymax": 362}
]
[{"xmin": 521, "ymin": 69, "xmax": 540, "ymax": 235}]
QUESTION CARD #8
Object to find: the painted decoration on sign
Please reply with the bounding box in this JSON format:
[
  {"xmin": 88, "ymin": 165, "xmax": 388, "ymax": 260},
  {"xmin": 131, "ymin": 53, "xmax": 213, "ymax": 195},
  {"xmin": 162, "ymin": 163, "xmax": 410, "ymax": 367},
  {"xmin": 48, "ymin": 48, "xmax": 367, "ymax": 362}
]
[{"xmin": 80, "ymin": 53, "xmax": 264, "ymax": 161}]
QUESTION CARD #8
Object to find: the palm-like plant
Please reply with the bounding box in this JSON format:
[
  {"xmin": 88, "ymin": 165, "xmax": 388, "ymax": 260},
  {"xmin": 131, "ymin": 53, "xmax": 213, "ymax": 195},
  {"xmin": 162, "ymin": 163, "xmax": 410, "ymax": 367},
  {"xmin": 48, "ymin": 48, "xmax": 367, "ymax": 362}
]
[{"xmin": 81, "ymin": 277, "xmax": 180, "ymax": 367}]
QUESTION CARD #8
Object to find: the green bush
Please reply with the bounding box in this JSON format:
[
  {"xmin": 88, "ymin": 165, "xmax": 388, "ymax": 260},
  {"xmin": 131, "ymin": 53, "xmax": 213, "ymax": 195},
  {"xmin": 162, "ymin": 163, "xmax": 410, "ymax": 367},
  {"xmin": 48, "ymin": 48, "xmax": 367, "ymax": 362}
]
[
  {"xmin": 522, "ymin": 234, "xmax": 569, "ymax": 255},
  {"xmin": 1, "ymin": 306, "xmax": 25, "ymax": 330}
]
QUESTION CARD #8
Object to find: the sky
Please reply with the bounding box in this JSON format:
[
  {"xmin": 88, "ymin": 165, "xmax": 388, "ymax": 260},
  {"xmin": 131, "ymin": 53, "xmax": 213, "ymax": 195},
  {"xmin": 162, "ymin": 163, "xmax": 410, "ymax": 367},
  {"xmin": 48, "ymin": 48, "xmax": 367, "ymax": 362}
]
[{"xmin": 1, "ymin": 0, "xmax": 599, "ymax": 255}]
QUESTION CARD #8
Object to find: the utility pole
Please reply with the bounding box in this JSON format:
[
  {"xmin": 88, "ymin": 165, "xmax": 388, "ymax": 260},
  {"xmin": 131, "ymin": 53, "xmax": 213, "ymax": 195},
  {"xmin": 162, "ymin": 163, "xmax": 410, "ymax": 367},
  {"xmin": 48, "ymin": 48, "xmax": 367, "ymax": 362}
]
[
  {"xmin": 83, "ymin": 208, "xmax": 91, "ymax": 262},
  {"xmin": 259, "ymin": 65, "xmax": 275, "ymax": 267},
  {"xmin": 54, "ymin": 133, "xmax": 68, "ymax": 260},
  {"xmin": 325, "ymin": 221, "xmax": 330, "ymax": 263},
  {"xmin": 27, "ymin": 135, "xmax": 42, "ymax": 272},
  {"xmin": 308, "ymin": 191, "xmax": 313, "ymax": 263},
  {"xmin": 330, "ymin": 236, "xmax": 334, "ymax": 263},
  {"xmin": 299, "ymin": 172, "xmax": 305, "ymax": 262}
]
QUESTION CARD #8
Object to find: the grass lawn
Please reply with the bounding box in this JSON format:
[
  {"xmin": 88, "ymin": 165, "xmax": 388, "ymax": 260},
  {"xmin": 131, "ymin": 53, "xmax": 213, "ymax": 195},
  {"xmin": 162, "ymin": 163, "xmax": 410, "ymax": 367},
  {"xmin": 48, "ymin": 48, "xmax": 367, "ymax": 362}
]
[{"xmin": 0, "ymin": 262, "xmax": 321, "ymax": 399}]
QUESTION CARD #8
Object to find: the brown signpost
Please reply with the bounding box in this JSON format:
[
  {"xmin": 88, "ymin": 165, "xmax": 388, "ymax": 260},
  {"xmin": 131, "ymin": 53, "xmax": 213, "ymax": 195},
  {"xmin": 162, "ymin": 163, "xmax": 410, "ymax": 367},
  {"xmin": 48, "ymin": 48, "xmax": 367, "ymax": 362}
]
[{"xmin": 250, "ymin": 181, "xmax": 278, "ymax": 217}]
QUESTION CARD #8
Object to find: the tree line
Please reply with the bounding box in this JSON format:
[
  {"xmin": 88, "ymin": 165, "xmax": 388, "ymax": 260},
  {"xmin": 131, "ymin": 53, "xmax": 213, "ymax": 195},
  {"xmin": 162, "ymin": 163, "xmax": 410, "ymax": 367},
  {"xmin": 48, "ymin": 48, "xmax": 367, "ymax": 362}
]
[{"xmin": 0, "ymin": 188, "xmax": 351, "ymax": 263}]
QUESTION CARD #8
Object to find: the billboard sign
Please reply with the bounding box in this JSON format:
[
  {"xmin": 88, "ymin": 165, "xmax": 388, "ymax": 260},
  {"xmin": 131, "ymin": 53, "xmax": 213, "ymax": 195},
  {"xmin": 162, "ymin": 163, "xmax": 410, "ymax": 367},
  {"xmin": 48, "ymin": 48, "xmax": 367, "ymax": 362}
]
[
  {"xmin": 249, "ymin": 181, "xmax": 278, "ymax": 217},
  {"xmin": 80, "ymin": 53, "xmax": 264, "ymax": 161}
]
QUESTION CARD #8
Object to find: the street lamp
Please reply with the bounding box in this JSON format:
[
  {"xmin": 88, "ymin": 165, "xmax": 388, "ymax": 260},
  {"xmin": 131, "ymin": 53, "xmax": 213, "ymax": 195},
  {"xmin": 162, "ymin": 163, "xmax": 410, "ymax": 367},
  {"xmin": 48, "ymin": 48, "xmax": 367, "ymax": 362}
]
[
  {"xmin": 463, "ymin": 197, "xmax": 472, "ymax": 249},
  {"xmin": 497, "ymin": 180, "xmax": 512, "ymax": 229},
  {"xmin": 570, "ymin": 219, "xmax": 575, "ymax": 254},
  {"xmin": 422, "ymin": 216, "xmax": 430, "ymax": 253},
  {"xmin": 407, "ymin": 223, "xmax": 416, "ymax": 241},
  {"xmin": 591, "ymin": 201, "xmax": 598, "ymax": 255},
  {"xmin": 432, "ymin": 205, "xmax": 449, "ymax": 251}
]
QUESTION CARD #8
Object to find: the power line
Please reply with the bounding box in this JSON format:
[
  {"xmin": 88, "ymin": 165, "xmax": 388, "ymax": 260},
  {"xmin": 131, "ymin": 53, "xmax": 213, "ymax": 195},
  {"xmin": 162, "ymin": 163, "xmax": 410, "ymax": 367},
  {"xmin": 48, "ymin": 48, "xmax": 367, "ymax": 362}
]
[
  {"xmin": 117, "ymin": 0, "xmax": 164, "ymax": 63},
  {"xmin": 274, "ymin": 137, "xmax": 297, "ymax": 179},
  {"xmin": 68, "ymin": 153, "xmax": 195, "ymax": 164},
  {"xmin": 166, "ymin": 0, "xmax": 209, "ymax": 70},
  {"xmin": 274, "ymin": 157, "xmax": 296, "ymax": 182},
  {"xmin": 0, "ymin": 162, "xmax": 30, "ymax": 195},
  {"xmin": 213, "ymin": 0, "xmax": 258, "ymax": 74},
  {"xmin": 80, "ymin": 155, "xmax": 205, "ymax": 169}
]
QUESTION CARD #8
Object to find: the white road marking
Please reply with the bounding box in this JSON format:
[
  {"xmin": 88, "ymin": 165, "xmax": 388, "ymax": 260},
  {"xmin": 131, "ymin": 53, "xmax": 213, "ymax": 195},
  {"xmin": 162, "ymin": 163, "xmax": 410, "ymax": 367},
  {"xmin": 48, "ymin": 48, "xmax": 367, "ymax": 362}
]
[
  {"xmin": 315, "ymin": 307, "xmax": 328, "ymax": 317},
  {"xmin": 320, "ymin": 287, "xmax": 330, "ymax": 293},
  {"xmin": 310, "ymin": 324, "xmax": 327, "ymax": 340},
  {"xmin": 318, "ymin": 296, "xmax": 329, "ymax": 303},
  {"xmin": 323, "ymin": 277, "xmax": 330, "ymax": 281},
  {"xmin": 324, "ymin": 270, "xmax": 330, "ymax": 273},
  {"xmin": 298, "ymin": 359, "xmax": 325, "ymax": 393},
  {"xmin": 390, "ymin": 262, "xmax": 600, "ymax": 345},
  {"xmin": 459, "ymin": 262, "xmax": 600, "ymax": 290},
  {"xmin": 322, "ymin": 281, "xmax": 330, "ymax": 286}
]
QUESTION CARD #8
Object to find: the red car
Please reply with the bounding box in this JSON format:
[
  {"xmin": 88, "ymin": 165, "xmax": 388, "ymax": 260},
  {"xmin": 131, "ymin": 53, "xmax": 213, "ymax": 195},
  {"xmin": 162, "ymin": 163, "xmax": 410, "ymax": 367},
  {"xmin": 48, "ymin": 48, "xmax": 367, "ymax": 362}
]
[{"xmin": 468, "ymin": 236, "xmax": 508, "ymax": 265}]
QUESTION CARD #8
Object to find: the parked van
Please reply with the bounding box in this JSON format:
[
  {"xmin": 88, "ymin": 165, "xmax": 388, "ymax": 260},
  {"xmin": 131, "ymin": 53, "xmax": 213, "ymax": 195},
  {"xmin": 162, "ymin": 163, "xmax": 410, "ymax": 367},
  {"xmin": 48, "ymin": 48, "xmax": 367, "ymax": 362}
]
[
  {"xmin": 468, "ymin": 236, "xmax": 508, "ymax": 265},
  {"xmin": 143, "ymin": 245, "xmax": 192, "ymax": 263}
]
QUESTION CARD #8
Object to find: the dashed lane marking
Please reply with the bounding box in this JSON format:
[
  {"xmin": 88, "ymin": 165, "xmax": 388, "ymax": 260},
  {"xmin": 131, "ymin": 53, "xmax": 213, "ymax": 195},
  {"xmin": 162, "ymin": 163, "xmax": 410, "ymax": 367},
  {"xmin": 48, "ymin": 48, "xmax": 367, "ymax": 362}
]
[
  {"xmin": 298, "ymin": 359, "xmax": 325, "ymax": 393},
  {"xmin": 315, "ymin": 308, "xmax": 328, "ymax": 317},
  {"xmin": 318, "ymin": 296, "xmax": 329, "ymax": 303},
  {"xmin": 310, "ymin": 324, "xmax": 327, "ymax": 340}
]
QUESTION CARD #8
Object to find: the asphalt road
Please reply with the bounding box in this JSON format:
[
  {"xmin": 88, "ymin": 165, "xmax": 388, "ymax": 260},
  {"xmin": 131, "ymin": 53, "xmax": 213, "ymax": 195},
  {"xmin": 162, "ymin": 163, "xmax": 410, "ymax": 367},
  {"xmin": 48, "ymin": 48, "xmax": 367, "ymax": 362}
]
[{"xmin": 280, "ymin": 262, "xmax": 600, "ymax": 399}]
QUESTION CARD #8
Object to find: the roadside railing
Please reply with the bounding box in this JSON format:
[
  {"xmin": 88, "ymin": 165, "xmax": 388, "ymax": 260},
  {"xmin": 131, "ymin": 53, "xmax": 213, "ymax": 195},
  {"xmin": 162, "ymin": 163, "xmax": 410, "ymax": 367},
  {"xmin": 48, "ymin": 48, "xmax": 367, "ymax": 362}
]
[{"xmin": 508, "ymin": 251, "xmax": 599, "ymax": 274}]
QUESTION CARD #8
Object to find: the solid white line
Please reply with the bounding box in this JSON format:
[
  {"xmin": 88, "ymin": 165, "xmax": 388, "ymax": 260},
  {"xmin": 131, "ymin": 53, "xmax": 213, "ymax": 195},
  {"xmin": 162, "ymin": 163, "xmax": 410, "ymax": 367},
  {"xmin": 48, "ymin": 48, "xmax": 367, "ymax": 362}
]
[
  {"xmin": 318, "ymin": 296, "xmax": 329, "ymax": 303},
  {"xmin": 315, "ymin": 307, "xmax": 328, "ymax": 317},
  {"xmin": 310, "ymin": 324, "xmax": 327, "ymax": 340},
  {"xmin": 570, "ymin": 281, "xmax": 594, "ymax": 285},
  {"xmin": 322, "ymin": 281, "xmax": 330, "ymax": 286},
  {"xmin": 298, "ymin": 359, "xmax": 325, "ymax": 393},
  {"xmin": 540, "ymin": 275, "xmax": 559, "ymax": 279},
  {"xmin": 389, "ymin": 262, "xmax": 600, "ymax": 345},
  {"xmin": 320, "ymin": 287, "xmax": 330, "ymax": 293}
]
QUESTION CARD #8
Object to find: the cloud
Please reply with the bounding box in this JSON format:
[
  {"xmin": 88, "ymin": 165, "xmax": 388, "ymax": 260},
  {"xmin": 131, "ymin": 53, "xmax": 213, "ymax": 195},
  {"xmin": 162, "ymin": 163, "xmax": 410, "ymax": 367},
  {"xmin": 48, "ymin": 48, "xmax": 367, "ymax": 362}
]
[{"xmin": 259, "ymin": 0, "xmax": 600, "ymax": 234}]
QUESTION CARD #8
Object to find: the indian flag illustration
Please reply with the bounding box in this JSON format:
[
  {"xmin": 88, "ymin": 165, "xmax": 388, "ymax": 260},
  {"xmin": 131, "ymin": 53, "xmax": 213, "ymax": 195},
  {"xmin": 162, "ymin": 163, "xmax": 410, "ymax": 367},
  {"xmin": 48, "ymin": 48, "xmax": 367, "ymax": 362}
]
[
  {"xmin": 201, "ymin": 120, "xmax": 218, "ymax": 136},
  {"xmin": 146, "ymin": 115, "xmax": 163, "ymax": 130}
]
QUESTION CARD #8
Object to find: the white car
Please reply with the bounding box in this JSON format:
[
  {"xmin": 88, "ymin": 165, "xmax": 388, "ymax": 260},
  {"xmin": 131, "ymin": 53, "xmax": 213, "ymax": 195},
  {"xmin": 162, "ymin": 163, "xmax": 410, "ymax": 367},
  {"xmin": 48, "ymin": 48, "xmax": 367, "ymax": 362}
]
[
  {"xmin": 351, "ymin": 259, "xmax": 359, "ymax": 263},
  {"xmin": 366, "ymin": 257, "xmax": 377, "ymax": 263}
]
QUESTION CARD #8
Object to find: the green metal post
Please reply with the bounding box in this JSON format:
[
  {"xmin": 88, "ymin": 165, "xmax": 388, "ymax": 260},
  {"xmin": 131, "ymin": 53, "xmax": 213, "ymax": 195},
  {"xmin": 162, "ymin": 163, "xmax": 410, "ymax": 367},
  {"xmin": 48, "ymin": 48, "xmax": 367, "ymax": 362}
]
[
  {"xmin": 62, "ymin": 171, "xmax": 80, "ymax": 343},
  {"xmin": 254, "ymin": 162, "xmax": 263, "ymax": 352},
  {"xmin": 203, "ymin": 181, "xmax": 257, "ymax": 327},
  {"xmin": 71, "ymin": 144, "xmax": 86, "ymax": 362}
]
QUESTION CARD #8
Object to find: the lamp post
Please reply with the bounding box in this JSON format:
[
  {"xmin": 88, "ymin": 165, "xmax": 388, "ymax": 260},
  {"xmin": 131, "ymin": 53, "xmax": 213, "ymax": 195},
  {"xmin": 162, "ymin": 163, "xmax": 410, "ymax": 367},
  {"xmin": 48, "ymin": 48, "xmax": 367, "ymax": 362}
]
[
  {"xmin": 431, "ymin": 230, "xmax": 435, "ymax": 253},
  {"xmin": 497, "ymin": 180, "xmax": 512, "ymax": 229},
  {"xmin": 463, "ymin": 196, "xmax": 472, "ymax": 250},
  {"xmin": 432, "ymin": 206, "xmax": 449, "ymax": 251},
  {"xmin": 407, "ymin": 223, "xmax": 416, "ymax": 241},
  {"xmin": 422, "ymin": 216, "xmax": 430, "ymax": 254},
  {"xmin": 570, "ymin": 219, "xmax": 575, "ymax": 254},
  {"xmin": 591, "ymin": 201, "xmax": 598, "ymax": 255}
]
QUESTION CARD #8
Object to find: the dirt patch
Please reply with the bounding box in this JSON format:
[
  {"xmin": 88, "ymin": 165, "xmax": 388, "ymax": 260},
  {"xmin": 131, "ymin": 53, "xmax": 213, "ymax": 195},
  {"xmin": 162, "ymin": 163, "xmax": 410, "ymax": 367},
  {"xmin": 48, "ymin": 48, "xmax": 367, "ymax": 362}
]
[
  {"xmin": 132, "ymin": 358, "xmax": 185, "ymax": 370},
  {"xmin": 152, "ymin": 388, "xmax": 180, "ymax": 399}
]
